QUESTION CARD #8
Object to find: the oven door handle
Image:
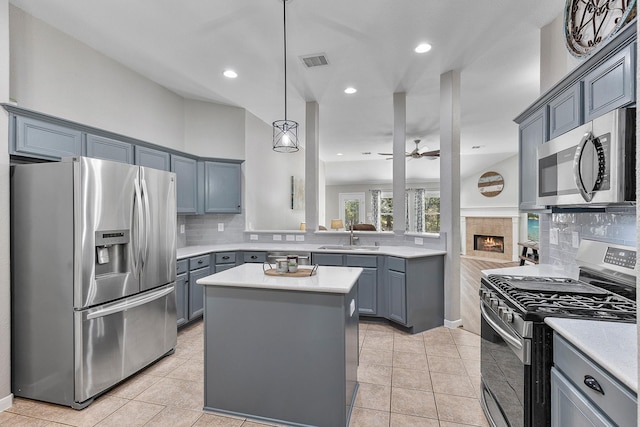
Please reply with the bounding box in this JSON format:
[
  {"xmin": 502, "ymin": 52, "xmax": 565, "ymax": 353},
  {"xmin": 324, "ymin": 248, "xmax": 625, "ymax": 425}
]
[{"xmin": 480, "ymin": 301, "xmax": 523, "ymax": 351}]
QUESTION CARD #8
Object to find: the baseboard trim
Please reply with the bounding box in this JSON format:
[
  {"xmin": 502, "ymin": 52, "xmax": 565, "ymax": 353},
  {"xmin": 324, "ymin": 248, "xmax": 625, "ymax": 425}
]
[
  {"xmin": 444, "ymin": 319, "xmax": 463, "ymax": 329},
  {"xmin": 0, "ymin": 393, "xmax": 13, "ymax": 412}
]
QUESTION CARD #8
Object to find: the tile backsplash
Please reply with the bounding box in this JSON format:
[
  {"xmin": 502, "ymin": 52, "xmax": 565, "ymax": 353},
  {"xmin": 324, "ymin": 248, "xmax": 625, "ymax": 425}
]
[{"xmin": 544, "ymin": 207, "xmax": 636, "ymax": 276}]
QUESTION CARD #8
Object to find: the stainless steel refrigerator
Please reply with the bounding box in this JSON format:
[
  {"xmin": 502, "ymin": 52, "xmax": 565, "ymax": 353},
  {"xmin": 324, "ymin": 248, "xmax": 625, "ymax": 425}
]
[{"xmin": 11, "ymin": 156, "xmax": 177, "ymax": 409}]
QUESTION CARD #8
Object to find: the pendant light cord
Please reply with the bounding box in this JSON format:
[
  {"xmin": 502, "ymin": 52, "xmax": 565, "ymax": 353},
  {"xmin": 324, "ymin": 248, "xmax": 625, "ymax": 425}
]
[{"xmin": 283, "ymin": 0, "xmax": 288, "ymax": 121}]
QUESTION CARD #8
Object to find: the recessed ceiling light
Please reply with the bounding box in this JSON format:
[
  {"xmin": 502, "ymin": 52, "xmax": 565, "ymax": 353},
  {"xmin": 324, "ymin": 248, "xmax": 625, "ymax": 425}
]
[
  {"xmin": 223, "ymin": 69, "xmax": 238, "ymax": 78},
  {"xmin": 344, "ymin": 87, "xmax": 357, "ymax": 94},
  {"xmin": 414, "ymin": 43, "xmax": 432, "ymax": 53},
  {"xmin": 337, "ymin": 153, "xmax": 343, "ymax": 156}
]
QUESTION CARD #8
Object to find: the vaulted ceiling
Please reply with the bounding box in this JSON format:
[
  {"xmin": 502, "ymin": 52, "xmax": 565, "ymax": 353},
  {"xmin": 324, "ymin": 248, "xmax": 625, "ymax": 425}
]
[{"xmin": 9, "ymin": 0, "xmax": 566, "ymax": 184}]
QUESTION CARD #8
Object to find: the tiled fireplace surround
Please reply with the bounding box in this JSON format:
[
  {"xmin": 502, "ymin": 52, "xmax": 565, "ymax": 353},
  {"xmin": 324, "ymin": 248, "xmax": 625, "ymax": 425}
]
[{"xmin": 463, "ymin": 217, "xmax": 517, "ymax": 262}]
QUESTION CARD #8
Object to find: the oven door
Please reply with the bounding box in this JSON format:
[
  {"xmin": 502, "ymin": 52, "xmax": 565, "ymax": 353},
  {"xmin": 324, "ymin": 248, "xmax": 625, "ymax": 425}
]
[{"xmin": 480, "ymin": 300, "xmax": 530, "ymax": 427}]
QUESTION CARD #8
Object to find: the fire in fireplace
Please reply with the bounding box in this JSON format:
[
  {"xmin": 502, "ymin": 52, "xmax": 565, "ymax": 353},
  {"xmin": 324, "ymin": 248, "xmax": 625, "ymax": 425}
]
[{"xmin": 474, "ymin": 234, "xmax": 505, "ymax": 253}]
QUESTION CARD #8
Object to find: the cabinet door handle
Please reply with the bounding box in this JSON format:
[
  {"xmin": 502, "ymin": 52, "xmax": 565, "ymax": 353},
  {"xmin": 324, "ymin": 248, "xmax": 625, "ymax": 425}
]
[{"xmin": 584, "ymin": 375, "xmax": 604, "ymax": 395}]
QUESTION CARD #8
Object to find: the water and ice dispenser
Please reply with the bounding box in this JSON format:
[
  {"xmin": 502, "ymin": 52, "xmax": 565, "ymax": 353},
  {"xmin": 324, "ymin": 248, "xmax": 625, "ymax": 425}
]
[{"xmin": 95, "ymin": 230, "xmax": 130, "ymax": 275}]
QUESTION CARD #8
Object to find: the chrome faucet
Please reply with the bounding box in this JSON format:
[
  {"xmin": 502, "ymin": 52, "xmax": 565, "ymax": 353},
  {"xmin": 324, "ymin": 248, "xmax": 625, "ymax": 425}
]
[{"xmin": 349, "ymin": 220, "xmax": 359, "ymax": 246}]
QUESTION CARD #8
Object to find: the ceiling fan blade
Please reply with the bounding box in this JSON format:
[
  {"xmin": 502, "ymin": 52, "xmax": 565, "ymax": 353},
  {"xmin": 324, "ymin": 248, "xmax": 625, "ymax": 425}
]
[
  {"xmin": 419, "ymin": 150, "xmax": 440, "ymax": 157},
  {"xmin": 377, "ymin": 152, "xmax": 393, "ymax": 156}
]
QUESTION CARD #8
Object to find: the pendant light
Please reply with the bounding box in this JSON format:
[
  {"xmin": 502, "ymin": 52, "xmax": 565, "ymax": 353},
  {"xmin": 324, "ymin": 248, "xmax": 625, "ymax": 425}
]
[{"xmin": 272, "ymin": 0, "xmax": 299, "ymax": 153}]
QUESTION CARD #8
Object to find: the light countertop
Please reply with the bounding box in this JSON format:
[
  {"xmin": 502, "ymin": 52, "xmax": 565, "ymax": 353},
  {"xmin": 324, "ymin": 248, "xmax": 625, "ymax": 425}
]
[
  {"xmin": 196, "ymin": 263, "xmax": 362, "ymax": 294},
  {"xmin": 482, "ymin": 264, "xmax": 577, "ymax": 279},
  {"xmin": 544, "ymin": 318, "xmax": 637, "ymax": 393},
  {"xmin": 178, "ymin": 243, "xmax": 446, "ymax": 260}
]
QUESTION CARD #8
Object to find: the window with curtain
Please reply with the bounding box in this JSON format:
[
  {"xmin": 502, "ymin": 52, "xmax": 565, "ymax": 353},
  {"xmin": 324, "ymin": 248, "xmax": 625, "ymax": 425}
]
[
  {"xmin": 380, "ymin": 192, "xmax": 393, "ymax": 231},
  {"xmin": 424, "ymin": 191, "xmax": 440, "ymax": 233}
]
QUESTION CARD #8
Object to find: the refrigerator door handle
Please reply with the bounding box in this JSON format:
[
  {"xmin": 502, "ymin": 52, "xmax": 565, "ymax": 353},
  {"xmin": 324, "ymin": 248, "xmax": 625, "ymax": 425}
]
[
  {"xmin": 86, "ymin": 285, "xmax": 174, "ymax": 320},
  {"xmin": 133, "ymin": 177, "xmax": 144, "ymax": 276},
  {"xmin": 141, "ymin": 178, "xmax": 151, "ymax": 269}
]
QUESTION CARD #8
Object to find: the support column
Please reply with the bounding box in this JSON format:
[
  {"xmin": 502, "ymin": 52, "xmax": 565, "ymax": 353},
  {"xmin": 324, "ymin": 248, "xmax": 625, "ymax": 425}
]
[
  {"xmin": 0, "ymin": 0, "xmax": 12, "ymax": 411},
  {"xmin": 304, "ymin": 101, "xmax": 320, "ymax": 232},
  {"xmin": 440, "ymin": 70, "xmax": 462, "ymax": 328},
  {"xmin": 392, "ymin": 92, "xmax": 406, "ymax": 234}
]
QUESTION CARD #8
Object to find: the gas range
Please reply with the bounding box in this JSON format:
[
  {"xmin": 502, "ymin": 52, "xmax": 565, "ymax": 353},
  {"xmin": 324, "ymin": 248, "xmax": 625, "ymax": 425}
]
[
  {"xmin": 481, "ymin": 274, "xmax": 636, "ymax": 323},
  {"xmin": 479, "ymin": 239, "xmax": 637, "ymax": 427}
]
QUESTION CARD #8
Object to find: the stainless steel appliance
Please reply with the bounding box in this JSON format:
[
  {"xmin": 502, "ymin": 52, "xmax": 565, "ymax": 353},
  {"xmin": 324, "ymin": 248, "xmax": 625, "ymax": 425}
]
[
  {"xmin": 537, "ymin": 108, "xmax": 635, "ymax": 206},
  {"xmin": 479, "ymin": 240, "xmax": 636, "ymax": 427},
  {"xmin": 11, "ymin": 157, "xmax": 177, "ymax": 409}
]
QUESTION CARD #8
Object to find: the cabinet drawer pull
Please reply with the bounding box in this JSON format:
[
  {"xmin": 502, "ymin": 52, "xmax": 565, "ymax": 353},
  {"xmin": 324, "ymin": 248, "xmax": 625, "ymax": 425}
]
[
  {"xmin": 197, "ymin": 260, "xmax": 203, "ymax": 264},
  {"xmin": 222, "ymin": 256, "xmax": 230, "ymax": 260},
  {"xmin": 584, "ymin": 375, "xmax": 604, "ymax": 395},
  {"xmin": 251, "ymin": 255, "xmax": 258, "ymax": 259}
]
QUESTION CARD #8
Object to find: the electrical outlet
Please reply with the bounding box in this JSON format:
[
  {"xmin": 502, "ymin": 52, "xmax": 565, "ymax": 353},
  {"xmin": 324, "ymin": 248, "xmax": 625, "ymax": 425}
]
[
  {"xmin": 180, "ymin": 224, "xmax": 185, "ymax": 234},
  {"xmin": 273, "ymin": 234, "xmax": 282, "ymax": 241},
  {"xmin": 250, "ymin": 234, "xmax": 258, "ymax": 241},
  {"xmin": 286, "ymin": 235, "xmax": 295, "ymax": 241},
  {"xmin": 572, "ymin": 231, "xmax": 580, "ymax": 248},
  {"xmin": 217, "ymin": 223, "xmax": 224, "ymax": 232},
  {"xmin": 414, "ymin": 237, "xmax": 423, "ymax": 245},
  {"xmin": 550, "ymin": 228, "xmax": 559, "ymax": 245},
  {"xmin": 295, "ymin": 235, "xmax": 304, "ymax": 242}
]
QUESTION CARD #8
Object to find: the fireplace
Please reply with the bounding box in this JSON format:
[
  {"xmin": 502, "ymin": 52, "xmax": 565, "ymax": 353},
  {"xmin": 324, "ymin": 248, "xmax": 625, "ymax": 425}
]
[
  {"xmin": 464, "ymin": 216, "xmax": 515, "ymax": 261},
  {"xmin": 474, "ymin": 235, "xmax": 504, "ymax": 253}
]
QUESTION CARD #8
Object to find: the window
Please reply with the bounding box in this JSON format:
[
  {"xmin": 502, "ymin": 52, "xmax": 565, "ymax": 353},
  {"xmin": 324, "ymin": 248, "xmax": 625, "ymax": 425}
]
[
  {"xmin": 338, "ymin": 192, "xmax": 365, "ymax": 226},
  {"xmin": 380, "ymin": 193, "xmax": 393, "ymax": 231},
  {"xmin": 424, "ymin": 193, "xmax": 440, "ymax": 233}
]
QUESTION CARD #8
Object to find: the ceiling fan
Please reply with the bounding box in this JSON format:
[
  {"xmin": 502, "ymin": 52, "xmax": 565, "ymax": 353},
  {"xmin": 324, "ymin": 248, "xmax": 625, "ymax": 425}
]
[{"xmin": 378, "ymin": 139, "xmax": 440, "ymax": 160}]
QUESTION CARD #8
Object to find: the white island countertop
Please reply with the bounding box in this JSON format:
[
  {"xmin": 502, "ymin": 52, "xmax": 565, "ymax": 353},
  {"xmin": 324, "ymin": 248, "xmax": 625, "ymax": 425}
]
[
  {"xmin": 545, "ymin": 318, "xmax": 637, "ymax": 392},
  {"xmin": 178, "ymin": 243, "xmax": 446, "ymax": 260},
  {"xmin": 196, "ymin": 263, "xmax": 363, "ymax": 294}
]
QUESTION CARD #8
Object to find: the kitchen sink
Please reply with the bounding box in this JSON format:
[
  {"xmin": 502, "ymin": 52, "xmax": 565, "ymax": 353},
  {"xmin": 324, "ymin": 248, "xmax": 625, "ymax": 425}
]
[{"xmin": 318, "ymin": 245, "xmax": 380, "ymax": 251}]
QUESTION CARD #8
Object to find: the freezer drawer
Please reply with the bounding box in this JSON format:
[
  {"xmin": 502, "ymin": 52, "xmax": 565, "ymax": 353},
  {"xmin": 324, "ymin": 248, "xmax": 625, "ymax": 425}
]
[{"xmin": 75, "ymin": 284, "xmax": 177, "ymax": 405}]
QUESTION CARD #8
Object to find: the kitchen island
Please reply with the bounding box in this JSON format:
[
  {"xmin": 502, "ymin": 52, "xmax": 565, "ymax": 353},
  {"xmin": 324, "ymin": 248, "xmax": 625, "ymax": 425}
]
[{"xmin": 196, "ymin": 263, "xmax": 362, "ymax": 427}]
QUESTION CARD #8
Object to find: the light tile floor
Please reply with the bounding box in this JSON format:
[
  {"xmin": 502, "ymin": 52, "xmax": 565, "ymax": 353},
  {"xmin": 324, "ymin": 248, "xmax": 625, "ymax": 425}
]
[{"xmin": 1, "ymin": 320, "xmax": 488, "ymax": 427}]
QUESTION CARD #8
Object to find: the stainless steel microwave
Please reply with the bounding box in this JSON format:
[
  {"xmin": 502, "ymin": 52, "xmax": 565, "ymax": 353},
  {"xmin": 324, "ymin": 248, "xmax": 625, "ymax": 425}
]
[{"xmin": 537, "ymin": 107, "xmax": 635, "ymax": 206}]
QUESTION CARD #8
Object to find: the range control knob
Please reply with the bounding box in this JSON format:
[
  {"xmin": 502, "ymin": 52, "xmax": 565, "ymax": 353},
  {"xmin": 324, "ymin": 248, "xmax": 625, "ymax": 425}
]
[
  {"xmin": 502, "ymin": 309, "xmax": 514, "ymax": 323},
  {"xmin": 490, "ymin": 298, "xmax": 499, "ymax": 310}
]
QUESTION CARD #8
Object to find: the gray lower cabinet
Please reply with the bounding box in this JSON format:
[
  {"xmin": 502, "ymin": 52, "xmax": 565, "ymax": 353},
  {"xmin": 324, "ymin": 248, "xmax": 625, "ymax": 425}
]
[
  {"xmin": 12, "ymin": 116, "xmax": 82, "ymax": 160},
  {"xmin": 387, "ymin": 269, "xmax": 406, "ymax": 324},
  {"xmin": 203, "ymin": 161, "xmax": 242, "ymax": 213},
  {"xmin": 171, "ymin": 154, "xmax": 198, "ymax": 214},
  {"xmin": 135, "ymin": 145, "xmax": 170, "ymax": 171},
  {"xmin": 214, "ymin": 252, "xmax": 236, "ymax": 272},
  {"xmin": 242, "ymin": 251, "xmax": 266, "ymax": 263},
  {"xmin": 345, "ymin": 255, "xmax": 377, "ymax": 316},
  {"xmin": 187, "ymin": 254, "xmax": 211, "ymax": 321},
  {"xmin": 551, "ymin": 334, "xmax": 636, "ymax": 427},
  {"xmin": 518, "ymin": 108, "xmax": 547, "ymax": 211},
  {"xmin": 176, "ymin": 259, "xmax": 189, "ymax": 327},
  {"xmin": 584, "ymin": 43, "xmax": 635, "ymax": 121},
  {"xmin": 86, "ymin": 134, "xmax": 133, "ymax": 164}
]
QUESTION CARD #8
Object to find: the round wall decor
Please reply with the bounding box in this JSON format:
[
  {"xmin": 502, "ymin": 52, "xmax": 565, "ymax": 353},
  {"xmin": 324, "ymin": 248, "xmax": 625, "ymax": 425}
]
[
  {"xmin": 564, "ymin": 0, "xmax": 636, "ymax": 57},
  {"xmin": 478, "ymin": 171, "xmax": 504, "ymax": 197}
]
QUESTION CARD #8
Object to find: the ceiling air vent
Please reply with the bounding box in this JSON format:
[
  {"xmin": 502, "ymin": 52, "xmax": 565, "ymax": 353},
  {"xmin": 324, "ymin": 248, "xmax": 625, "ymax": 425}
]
[{"xmin": 300, "ymin": 53, "xmax": 329, "ymax": 68}]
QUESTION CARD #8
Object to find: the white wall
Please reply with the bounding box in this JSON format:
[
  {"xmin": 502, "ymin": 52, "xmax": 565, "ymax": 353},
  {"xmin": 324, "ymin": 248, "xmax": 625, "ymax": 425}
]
[
  {"xmin": 9, "ymin": 6, "xmax": 185, "ymax": 151},
  {"xmin": 0, "ymin": 0, "xmax": 11, "ymax": 412},
  {"xmin": 460, "ymin": 154, "xmax": 519, "ymax": 211},
  {"xmin": 244, "ymin": 111, "xmax": 305, "ymax": 230},
  {"xmin": 184, "ymin": 99, "xmax": 245, "ymax": 160},
  {"xmin": 540, "ymin": 14, "xmax": 583, "ymax": 93}
]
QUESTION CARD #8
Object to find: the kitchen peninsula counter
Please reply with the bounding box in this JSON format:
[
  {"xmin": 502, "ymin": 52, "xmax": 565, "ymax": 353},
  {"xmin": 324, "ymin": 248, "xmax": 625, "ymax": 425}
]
[
  {"xmin": 197, "ymin": 263, "xmax": 362, "ymax": 427},
  {"xmin": 178, "ymin": 242, "xmax": 446, "ymax": 260}
]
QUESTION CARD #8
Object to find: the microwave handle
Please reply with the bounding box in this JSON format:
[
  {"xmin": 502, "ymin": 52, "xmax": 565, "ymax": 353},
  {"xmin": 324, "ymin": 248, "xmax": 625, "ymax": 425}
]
[{"xmin": 573, "ymin": 131, "xmax": 605, "ymax": 202}]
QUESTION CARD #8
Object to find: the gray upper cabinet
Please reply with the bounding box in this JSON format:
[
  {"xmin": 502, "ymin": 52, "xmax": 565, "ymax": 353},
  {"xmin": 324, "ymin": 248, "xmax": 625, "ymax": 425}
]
[
  {"xmin": 171, "ymin": 155, "xmax": 198, "ymax": 214},
  {"xmin": 86, "ymin": 134, "xmax": 133, "ymax": 164},
  {"xmin": 549, "ymin": 83, "xmax": 582, "ymax": 139},
  {"xmin": 518, "ymin": 108, "xmax": 547, "ymax": 211},
  {"xmin": 135, "ymin": 146, "xmax": 170, "ymax": 171},
  {"xmin": 584, "ymin": 43, "xmax": 635, "ymax": 121},
  {"xmin": 203, "ymin": 161, "xmax": 242, "ymax": 214},
  {"xmin": 13, "ymin": 116, "xmax": 82, "ymax": 160}
]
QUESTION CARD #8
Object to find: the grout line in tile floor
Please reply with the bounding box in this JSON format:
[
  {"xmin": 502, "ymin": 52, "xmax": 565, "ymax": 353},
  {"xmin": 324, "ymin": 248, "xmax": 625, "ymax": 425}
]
[{"xmin": 2, "ymin": 319, "xmax": 488, "ymax": 427}]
